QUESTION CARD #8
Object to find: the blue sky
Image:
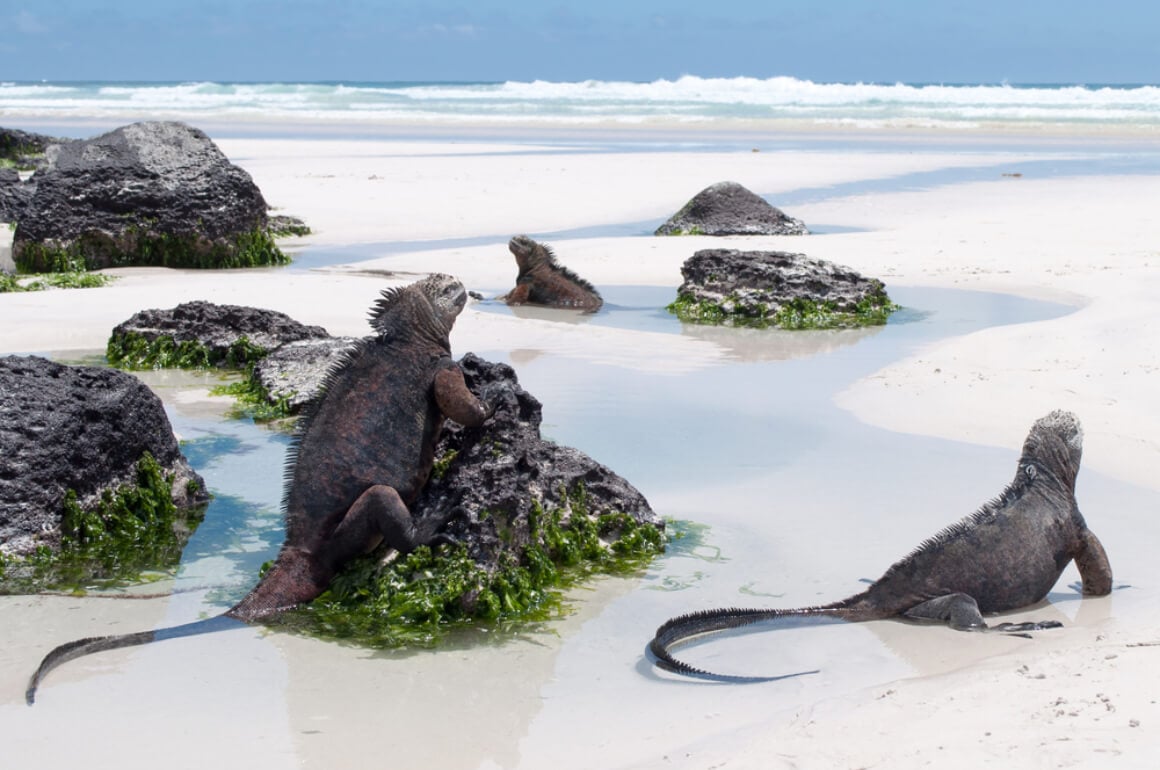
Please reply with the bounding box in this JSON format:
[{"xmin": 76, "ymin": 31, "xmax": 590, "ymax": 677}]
[{"xmin": 3, "ymin": 1, "xmax": 1158, "ymax": 84}]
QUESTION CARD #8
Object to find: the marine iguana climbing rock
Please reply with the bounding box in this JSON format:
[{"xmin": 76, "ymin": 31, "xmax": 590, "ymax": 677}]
[
  {"xmin": 26, "ymin": 274, "xmax": 496, "ymax": 704},
  {"xmin": 500, "ymin": 235, "xmax": 603, "ymax": 312},
  {"xmin": 649, "ymin": 410, "xmax": 1112, "ymax": 681}
]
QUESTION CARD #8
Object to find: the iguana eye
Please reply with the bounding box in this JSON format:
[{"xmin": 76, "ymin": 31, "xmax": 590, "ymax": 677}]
[{"xmin": 1025, "ymin": 464, "xmax": 1037, "ymax": 479}]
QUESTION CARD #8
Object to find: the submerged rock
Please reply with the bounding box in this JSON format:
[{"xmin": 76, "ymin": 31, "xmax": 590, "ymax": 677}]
[
  {"xmin": 669, "ymin": 248, "xmax": 898, "ymax": 329},
  {"xmin": 12, "ymin": 121, "xmax": 292, "ymax": 271},
  {"xmin": 655, "ymin": 181, "xmax": 808, "ymax": 236},
  {"xmin": 0, "ymin": 355, "xmax": 208, "ymax": 562},
  {"xmin": 107, "ymin": 300, "xmax": 331, "ymax": 370}
]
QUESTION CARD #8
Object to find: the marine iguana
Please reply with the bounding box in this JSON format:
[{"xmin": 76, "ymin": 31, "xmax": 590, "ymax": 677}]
[
  {"xmin": 27, "ymin": 274, "xmax": 496, "ymax": 704},
  {"xmin": 500, "ymin": 234, "xmax": 603, "ymax": 312},
  {"xmin": 649, "ymin": 410, "xmax": 1113, "ymax": 681}
]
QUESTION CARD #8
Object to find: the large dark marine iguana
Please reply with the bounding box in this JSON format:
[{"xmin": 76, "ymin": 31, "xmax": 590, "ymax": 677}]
[
  {"xmin": 500, "ymin": 234, "xmax": 604, "ymax": 312},
  {"xmin": 649, "ymin": 410, "xmax": 1113, "ymax": 682},
  {"xmin": 27, "ymin": 274, "xmax": 496, "ymax": 704}
]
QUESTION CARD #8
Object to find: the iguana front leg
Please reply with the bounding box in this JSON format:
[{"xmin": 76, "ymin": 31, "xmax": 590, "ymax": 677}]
[
  {"xmin": 500, "ymin": 284, "xmax": 531, "ymax": 305},
  {"xmin": 1074, "ymin": 528, "xmax": 1113, "ymax": 596},
  {"xmin": 434, "ymin": 366, "xmax": 494, "ymax": 427}
]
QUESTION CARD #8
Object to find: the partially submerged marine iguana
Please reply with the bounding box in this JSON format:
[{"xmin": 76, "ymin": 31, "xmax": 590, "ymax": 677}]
[
  {"xmin": 649, "ymin": 410, "xmax": 1113, "ymax": 681},
  {"xmin": 27, "ymin": 274, "xmax": 496, "ymax": 704},
  {"xmin": 500, "ymin": 234, "xmax": 603, "ymax": 312}
]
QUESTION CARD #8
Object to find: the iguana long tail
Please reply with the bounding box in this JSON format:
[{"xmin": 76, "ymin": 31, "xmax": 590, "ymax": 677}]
[
  {"xmin": 649, "ymin": 599, "xmax": 883, "ymax": 682},
  {"xmin": 26, "ymin": 613, "xmax": 241, "ymax": 705}
]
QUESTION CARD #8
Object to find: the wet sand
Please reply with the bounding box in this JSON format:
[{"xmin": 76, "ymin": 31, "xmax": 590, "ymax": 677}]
[{"xmin": 1, "ymin": 125, "xmax": 1158, "ymax": 768}]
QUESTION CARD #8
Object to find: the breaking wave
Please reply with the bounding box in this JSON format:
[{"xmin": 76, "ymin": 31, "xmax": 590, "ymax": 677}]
[{"xmin": 3, "ymin": 76, "xmax": 1159, "ymax": 130}]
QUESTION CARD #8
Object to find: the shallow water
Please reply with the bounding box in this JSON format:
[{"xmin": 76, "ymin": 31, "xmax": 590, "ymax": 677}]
[
  {"xmin": 6, "ymin": 284, "xmax": 1156, "ymax": 770},
  {"xmin": 111, "ymin": 284, "xmax": 1084, "ymax": 623}
]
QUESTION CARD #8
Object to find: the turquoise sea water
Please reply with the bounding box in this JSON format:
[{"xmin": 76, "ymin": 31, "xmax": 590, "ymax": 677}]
[{"xmin": 4, "ymin": 77, "xmax": 1160, "ymax": 131}]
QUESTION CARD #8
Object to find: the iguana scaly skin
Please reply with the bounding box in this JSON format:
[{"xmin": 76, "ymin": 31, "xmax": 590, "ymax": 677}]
[
  {"xmin": 650, "ymin": 410, "xmax": 1113, "ymax": 681},
  {"xmin": 500, "ymin": 235, "xmax": 603, "ymax": 312},
  {"xmin": 27, "ymin": 274, "xmax": 494, "ymax": 704}
]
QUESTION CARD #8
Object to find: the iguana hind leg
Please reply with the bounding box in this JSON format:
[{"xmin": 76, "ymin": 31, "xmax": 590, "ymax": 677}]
[
  {"xmin": 904, "ymin": 593, "xmax": 988, "ymax": 630},
  {"xmin": 904, "ymin": 593, "xmax": 1062, "ymax": 634},
  {"xmin": 322, "ymin": 484, "xmax": 453, "ymax": 572}
]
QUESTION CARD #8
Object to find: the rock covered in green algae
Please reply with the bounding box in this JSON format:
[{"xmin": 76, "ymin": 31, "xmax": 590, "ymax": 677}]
[
  {"xmin": 107, "ymin": 300, "xmax": 331, "ymax": 371},
  {"xmin": 0, "ymin": 355, "xmax": 209, "ymax": 588},
  {"xmin": 11, "ymin": 121, "xmax": 296, "ymax": 271},
  {"xmin": 285, "ymin": 353, "xmax": 666, "ymax": 646},
  {"xmin": 668, "ymin": 248, "xmax": 898, "ymax": 329}
]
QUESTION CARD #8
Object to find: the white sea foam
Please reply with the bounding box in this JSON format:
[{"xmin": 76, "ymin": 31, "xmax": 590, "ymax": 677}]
[{"xmin": 2, "ymin": 76, "xmax": 1159, "ymax": 131}]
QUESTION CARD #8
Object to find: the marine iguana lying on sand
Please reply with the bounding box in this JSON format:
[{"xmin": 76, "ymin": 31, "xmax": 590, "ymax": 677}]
[
  {"xmin": 500, "ymin": 234, "xmax": 603, "ymax": 312},
  {"xmin": 649, "ymin": 410, "xmax": 1113, "ymax": 681},
  {"xmin": 27, "ymin": 274, "xmax": 496, "ymax": 704}
]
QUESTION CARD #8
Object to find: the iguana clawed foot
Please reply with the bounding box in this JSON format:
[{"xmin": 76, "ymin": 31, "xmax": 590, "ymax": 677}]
[
  {"xmin": 990, "ymin": 620, "xmax": 1064, "ymax": 635},
  {"xmin": 417, "ymin": 507, "xmax": 470, "ymax": 550}
]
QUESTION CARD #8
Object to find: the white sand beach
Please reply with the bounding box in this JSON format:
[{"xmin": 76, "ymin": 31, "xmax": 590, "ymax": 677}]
[{"xmin": 1, "ymin": 124, "xmax": 1158, "ymax": 768}]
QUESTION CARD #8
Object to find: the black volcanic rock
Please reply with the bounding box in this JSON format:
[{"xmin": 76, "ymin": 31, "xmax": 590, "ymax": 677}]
[
  {"xmin": 656, "ymin": 181, "xmax": 808, "ymax": 236},
  {"xmin": 0, "ymin": 127, "xmax": 62, "ymax": 170},
  {"xmin": 108, "ymin": 300, "xmax": 331, "ymax": 369},
  {"xmin": 671, "ymin": 248, "xmax": 896, "ymax": 328},
  {"xmin": 0, "ymin": 167, "xmax": 32, "ymax": 225},
  {"xmin": 251, "ymin": 336, "xmax": 359, "ymax": 414},
  {"xmin": 415, "ymin": 354, "xmax": 661, "ymax": 578},
  {"xmin": 0, "ymin": 355, "xmax": 207, "ymax": 558},
  {"xmin": 12, "ymin": 121, "xmax": 286, "ymax": 271}
]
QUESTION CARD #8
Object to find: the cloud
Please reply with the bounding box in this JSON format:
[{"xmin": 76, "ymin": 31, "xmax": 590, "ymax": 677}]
[
  {"xmin": 417, "ymin": 22, "xmax": 481, "ymax": 39},
  {"xmin": 14, "ymin": 10, "xmax": 49, "ymax": 35}
]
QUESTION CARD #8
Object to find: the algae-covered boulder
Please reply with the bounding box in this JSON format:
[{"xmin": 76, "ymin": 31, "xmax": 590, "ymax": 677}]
[
  {"xmin": 419, "ymin": 353, "xmax": 661, "ymax": 576},
  {"xmin": 655, "ymin": 181, "xmax": 808, "ymax": 236},
  {"xmin": 12, "ymin": 121, "xmax": 290, "ymax": 271},
  {"xmin": 292, "ymin": 353, "xmax": 665, "ymax": 644},
  {"xmin": 669, "ymin": 248, "xmax": 898, "ymax": 329},
  {"xmin": 107, "ymin": 300, "xmax": 331, "ymax": 370},
  {"xmin": 0, "ymin": 127, "xmax": 61, "ymax": 171},
  {"xmin": 0, "ymin": 355, "xmax": 209, "ymax": 584}
]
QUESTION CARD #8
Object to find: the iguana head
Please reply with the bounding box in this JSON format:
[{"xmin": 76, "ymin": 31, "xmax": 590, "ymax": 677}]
[
  {"xmin": 1021, "ymin": 409, "xmax": 1083, "ymax": 488},
  {"xmin": 509, "ymin": 235, "xmax": 546, "ymax": 272},
  {"xmin": 367, "ymin": 273, "xmax": 467, "ymax": 340},
  {"xmin": 418, "ymin": 272, "xmax": 468, "ymax": 330}
]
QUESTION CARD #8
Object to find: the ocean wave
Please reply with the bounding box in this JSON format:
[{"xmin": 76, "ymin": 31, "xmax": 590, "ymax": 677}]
[{"xmin": 2, "ymin": 76, "xmax": 1159, "ymax": 130}]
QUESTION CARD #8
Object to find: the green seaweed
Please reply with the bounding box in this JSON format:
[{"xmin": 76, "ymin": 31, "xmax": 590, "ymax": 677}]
[
  {"xmin": 0, "ymin": 270, "xmax": 115, "ymax": 293},
  {"xmin": 667, "ymin": 291, "xmax": 900, "ymax": 330},
  {"xmin": 275, "ymin": 484, "xmax": 666, "ymax": 648},
  {"xmin": 430, "ymin": 449, "xmax": 459, "ymax": 481},
  {"xmin": 660, "ymin": 225, "xmax": 707, "ymax": 236},
  {"xmin": 106, "ymin": 332, "xmax": 268, "ymax": 370},
  {"xmin": 106, "ymin": 331, "xmax": 295, "ymax": 422},
  {"xmin": 14, "ymin": 225, "xmax": 290, "ymax": 273},
  {"xmin": 210, "ymin": 376, "xmax": 296, "ymax": 424},
  {"xmin": 0, "ymin": 452, "xmax": 208, "ymax": 593},
  {"xmin": 267, "ymin": 219, "xmax": 312, "ymax": 238}
]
